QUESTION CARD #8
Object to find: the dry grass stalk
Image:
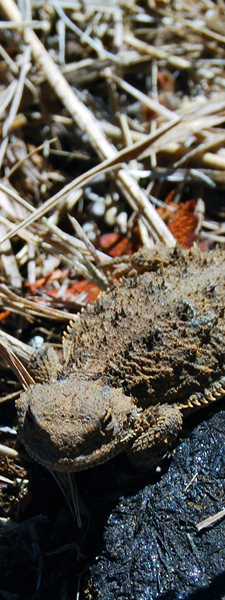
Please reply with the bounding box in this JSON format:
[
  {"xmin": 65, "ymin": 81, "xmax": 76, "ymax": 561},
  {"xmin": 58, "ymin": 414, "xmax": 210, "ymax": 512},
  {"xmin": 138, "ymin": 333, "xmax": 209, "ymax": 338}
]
[
  {"xmin": 0, "ymin": 283, "xmax": 80, "ymax": 321},
  {"xmin": 1, "ymin": 0, "xmax": 175, "ymax": 248},
  {"xmin": 0, "ymin": 120, "xmax": 178, "ymax": 247},
  {"xmin": 0, "ymin": 0, "xmax": 225, "ymax": 328},
  {"xmin": 0, "ymin": 340, "xmax": 34, "ymax": 389}
]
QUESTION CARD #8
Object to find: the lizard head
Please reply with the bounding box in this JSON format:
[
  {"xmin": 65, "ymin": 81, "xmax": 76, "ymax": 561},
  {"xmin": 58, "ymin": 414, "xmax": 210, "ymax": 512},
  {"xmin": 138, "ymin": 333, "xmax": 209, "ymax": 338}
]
[{"xmin": 16, "ymin": 377, "xmax": 135, "ymax": 472}]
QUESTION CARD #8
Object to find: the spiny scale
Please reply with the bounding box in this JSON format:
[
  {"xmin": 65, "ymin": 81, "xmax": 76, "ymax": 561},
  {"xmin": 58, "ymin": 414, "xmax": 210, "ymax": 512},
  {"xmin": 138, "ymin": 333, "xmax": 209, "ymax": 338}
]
[{"xmin": 181, "ymin": 377, "xmax": 225, "ymax": 410}]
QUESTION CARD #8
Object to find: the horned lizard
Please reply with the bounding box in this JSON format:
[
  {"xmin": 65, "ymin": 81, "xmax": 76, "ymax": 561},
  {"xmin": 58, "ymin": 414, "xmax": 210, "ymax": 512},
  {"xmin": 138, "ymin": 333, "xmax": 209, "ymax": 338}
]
[{"xmin": 16, "ymin": 245, "xmax": 225, "ymax": 473}]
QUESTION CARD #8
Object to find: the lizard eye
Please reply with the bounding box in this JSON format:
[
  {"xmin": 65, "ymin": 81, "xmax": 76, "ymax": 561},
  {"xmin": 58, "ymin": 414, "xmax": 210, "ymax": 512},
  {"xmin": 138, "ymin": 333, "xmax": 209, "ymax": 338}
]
[{"xmin": 102, "ymin": 408, "xmax": 113, "ymax": 431}]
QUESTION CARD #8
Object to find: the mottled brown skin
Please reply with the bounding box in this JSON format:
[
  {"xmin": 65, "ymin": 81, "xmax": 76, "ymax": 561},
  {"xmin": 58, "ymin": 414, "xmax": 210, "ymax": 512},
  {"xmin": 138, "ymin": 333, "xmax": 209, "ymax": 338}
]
[{"xmin": 16, "ymin": 246, "xmax": 225, "ymax": 473}]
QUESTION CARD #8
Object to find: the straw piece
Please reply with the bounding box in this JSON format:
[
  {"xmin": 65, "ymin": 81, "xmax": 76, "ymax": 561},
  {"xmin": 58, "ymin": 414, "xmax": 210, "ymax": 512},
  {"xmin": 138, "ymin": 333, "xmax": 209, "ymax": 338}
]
[
  {"xmin": 124, "ymin": 33, "xmax": 191, "ymax": 70},
  {"xmin": 0, "ymin": 221, "xmax": 22, "ymax": 288},
  {"xmin": 197, "ymin": 508, "xmax": 225, "ymax": 532},
  {"xmin": 106, "ymin": 69, "xmax": 179, "ymax": 122},
  {"xmin": 1, "ymin": 0, "xmax": 175, "ymax": 248},
  {"xmin": 0, "ymin": 340, "xmax": 34, "ymax": 389},
  {"xmin": 0, "ymin": 284, "xmax": 80, "ymax": 321},
  {"xmin": 0, "ymin": 443, "xmax": 18, "ymax": 459},
  {"xmin": 0, "ymin": 119, "xmax": 178, "ymax": 247}
]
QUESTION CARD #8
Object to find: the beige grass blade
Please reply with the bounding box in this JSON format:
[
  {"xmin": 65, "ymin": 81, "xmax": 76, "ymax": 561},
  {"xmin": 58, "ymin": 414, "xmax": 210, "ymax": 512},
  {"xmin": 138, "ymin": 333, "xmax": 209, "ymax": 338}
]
[
  {"xmin": 0, "ymin": 119, "xmax": 178, "ymax": 246},
  {"xmin": 0, "ymin": 0, "xmax": 176, "ymax": 248},
  {"xmin": 0, "ymin": 341, "xmax": 34, "ymax": 389}
]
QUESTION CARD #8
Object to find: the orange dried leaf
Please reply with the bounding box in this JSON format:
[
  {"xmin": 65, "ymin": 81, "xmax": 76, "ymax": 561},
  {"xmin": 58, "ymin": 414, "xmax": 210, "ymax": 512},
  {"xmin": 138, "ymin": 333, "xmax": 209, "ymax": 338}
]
[
  {"xmin": 99, "ymin": 232, "xmax": 120, "ymax": 250},
  {"xmin": 0, "ymin": 311, "xmax": 10, "ymax": 322},
  {"xmin": 47, "ymin": 279, "xmax": 101, "ymax": 305},
  {"xmin": 99, "ymin": 232, "xmax": 131, "ymax": 257},
  {"xmin": 99, "ymin": 227, "xmax": 142, "ymax": 258},
  {"xmin": 109, "ymin": 237, "xmax": 132, "ymax": 257},
  {"xmin": 26, "ymin": 269, "xmax": 70, "ymax": 294},
  {"xmin": 64, "ymin": 280, "xmax": 101, "ymax": 304},
  {"xmin": 158, "ymin": 198, "xmax": 199, "ymax": 249}
]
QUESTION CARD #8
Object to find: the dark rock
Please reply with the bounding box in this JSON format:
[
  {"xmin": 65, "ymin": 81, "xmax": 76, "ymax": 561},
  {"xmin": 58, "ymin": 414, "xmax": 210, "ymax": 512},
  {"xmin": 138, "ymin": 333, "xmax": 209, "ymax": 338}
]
[{"xmin": 88, "ymin": 410, "xmax": 225, "ymax": 600}]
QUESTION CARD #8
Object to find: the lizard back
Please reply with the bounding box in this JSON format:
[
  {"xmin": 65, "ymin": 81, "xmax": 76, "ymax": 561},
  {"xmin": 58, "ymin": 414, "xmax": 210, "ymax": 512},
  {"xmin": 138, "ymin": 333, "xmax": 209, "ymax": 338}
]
[{"xmin": 62, "ymin": 246, "xmax": 225, "ymax": 409}]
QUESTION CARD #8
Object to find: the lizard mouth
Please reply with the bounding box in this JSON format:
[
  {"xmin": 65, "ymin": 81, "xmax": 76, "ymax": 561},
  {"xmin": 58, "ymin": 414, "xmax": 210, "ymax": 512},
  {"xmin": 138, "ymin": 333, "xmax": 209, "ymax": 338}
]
[{"xmin": 19, "ymin": 433, "xmax": 125, "ymax": 472}]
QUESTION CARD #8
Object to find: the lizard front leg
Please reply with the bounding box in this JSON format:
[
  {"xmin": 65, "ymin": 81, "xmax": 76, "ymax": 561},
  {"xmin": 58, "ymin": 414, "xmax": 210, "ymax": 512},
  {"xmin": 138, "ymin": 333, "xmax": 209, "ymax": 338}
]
[{"xmin": 127, "ymin": 404, "xmax": 183, "ymax": 471}]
